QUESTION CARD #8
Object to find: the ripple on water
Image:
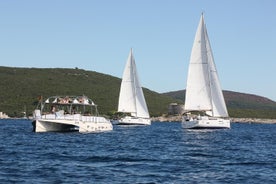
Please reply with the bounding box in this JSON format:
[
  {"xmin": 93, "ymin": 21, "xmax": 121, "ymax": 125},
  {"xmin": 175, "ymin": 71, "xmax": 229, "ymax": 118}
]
[{"xmin": 0, "ymin": 120, "xmax": 276, "ymax": 183}]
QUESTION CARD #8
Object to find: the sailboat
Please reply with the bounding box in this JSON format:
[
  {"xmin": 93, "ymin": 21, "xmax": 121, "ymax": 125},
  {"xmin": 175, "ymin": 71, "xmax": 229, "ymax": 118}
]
[
  {"xmin": 117, "ymin": 49, "xmax": 151, "ymax": 125},
  {"xmin": 182, "ymin": 14, "xmax": 230, "ymax": 129}
]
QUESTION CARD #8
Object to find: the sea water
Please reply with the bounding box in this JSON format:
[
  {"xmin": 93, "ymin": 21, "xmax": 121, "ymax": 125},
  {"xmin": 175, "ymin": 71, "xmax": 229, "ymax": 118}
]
[{"xmin": 0, "ymin": 119, "xmax": 275, "ymax": 183}]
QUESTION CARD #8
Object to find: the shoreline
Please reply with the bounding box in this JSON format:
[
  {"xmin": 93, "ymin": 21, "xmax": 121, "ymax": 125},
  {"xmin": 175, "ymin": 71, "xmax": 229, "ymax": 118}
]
[
  {"xmin": 151, "ymin": 115, "xmax": 276, "ymax": 124},
  {"xmin": 230, "ymin": 118, "xmax": 276, "ymax": 124}
]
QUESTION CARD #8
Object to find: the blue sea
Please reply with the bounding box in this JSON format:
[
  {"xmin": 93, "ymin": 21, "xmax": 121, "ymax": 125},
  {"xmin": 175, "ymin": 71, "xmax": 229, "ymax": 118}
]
[{"xmin": 0, "ymin": 119, "xmax": 275, "ymax": 184}]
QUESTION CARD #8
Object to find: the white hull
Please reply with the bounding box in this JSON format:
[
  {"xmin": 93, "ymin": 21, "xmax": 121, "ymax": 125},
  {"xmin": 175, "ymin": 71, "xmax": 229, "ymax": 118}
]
[
  {"xmin": 182, "ymin": 116, "xmax": 230, "ymax": 129},
  {"xmin": 32, "ymin": 113, "xmax": 113, "ymax": 133},
  {"xmin": 117, "ymin": 116, "xmax": 151, "ymax": 126}
]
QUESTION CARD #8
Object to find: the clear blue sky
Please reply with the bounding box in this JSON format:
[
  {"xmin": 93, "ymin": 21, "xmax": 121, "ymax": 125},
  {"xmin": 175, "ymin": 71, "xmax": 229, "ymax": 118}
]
[{"xmin": 0, "ymin": 0, "xmax": 276, "ymax": 101}]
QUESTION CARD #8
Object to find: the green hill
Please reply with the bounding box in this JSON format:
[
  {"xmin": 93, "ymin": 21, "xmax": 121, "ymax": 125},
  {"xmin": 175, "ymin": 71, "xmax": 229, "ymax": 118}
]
[
  {"xmin": 1, "ymin": 66, "xmax": 276, "ymax": 119},
  {"xmin": 0, "ymin": 66, "xmax": 179, "ymax": 117},
  {"xmin": 163, "ymin": 90, "xmax": 276, "ymax": 119}
]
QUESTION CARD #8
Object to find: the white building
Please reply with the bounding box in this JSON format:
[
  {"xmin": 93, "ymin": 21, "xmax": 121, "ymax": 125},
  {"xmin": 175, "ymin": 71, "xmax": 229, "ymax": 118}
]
[{"xmin": 0, "ymin": 112, "xmax": 9, "ymax": 119}]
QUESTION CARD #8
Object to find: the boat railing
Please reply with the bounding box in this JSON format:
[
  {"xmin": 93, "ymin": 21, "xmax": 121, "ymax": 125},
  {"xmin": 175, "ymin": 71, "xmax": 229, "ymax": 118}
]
[
  {"xmin": 80, "ymin": 116, "xmax": 109, "ymax": 123},
  {"xmin": 36, "ymin": 110, "xmax": 108, "ymax": 123}
]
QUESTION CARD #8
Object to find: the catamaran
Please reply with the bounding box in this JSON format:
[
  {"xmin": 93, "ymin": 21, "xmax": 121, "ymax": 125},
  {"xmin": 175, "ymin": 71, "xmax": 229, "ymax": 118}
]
[
  {"xmin": 117, "ymin": 49, "xmax": 151, "ymax": 125},
  {"xmin": 32, "ymin": 95, "xmax": 113, "ymax": 132},
  {"xmin": 182, "ymin": 14, "xmax": 230, "ymax": 129}
]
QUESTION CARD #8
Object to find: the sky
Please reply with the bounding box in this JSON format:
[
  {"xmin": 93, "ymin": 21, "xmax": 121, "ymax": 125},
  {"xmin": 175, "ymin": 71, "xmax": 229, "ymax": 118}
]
[{"xmin": 0, "ymin": 0, "xmax": 276, "ymax": 101}]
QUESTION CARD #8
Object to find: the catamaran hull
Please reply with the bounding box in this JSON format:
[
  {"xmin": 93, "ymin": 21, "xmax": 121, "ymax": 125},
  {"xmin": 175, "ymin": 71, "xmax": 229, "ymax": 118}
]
[
  {"xmin": 117, "ymin": 116, "xmax": 151, "ymax": 126},
  {"xmin": 182, "ymin": 118, "xmax": 230, "ymax": 129},
  {"xmin": 32, "ymin": 119, "xmax": 113, "ymax": 133}
]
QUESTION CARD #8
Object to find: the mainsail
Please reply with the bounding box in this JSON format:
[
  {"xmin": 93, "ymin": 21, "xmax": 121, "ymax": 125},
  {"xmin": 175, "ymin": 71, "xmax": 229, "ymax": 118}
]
[
  {"xmin": 184, "ymin": 14, "xmax": 228, "ymax": 117},
  {"xmin": 118, "ymin": 49, "xmax": 150, "ymax": 118}
]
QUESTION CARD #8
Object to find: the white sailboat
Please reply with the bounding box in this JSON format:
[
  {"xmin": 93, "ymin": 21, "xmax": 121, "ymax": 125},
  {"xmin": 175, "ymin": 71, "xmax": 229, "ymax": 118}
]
[
  {"xmin": 182, "ymin": 14, "xmax": 230, "ymax": 129},
  {"xmin": 117, "ymin": 49, "xmax": 151, "ymax": 125}
]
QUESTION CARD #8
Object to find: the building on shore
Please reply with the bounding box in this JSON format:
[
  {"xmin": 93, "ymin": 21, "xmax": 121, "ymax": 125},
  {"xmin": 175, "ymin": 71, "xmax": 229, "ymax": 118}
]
[
  {"xmin": 168, "ymin": 103, "xmax": 184, "ymax": 115},
  {"xmin": 0, "ymin": 112, "xmax": 9, "ymax": 119}
]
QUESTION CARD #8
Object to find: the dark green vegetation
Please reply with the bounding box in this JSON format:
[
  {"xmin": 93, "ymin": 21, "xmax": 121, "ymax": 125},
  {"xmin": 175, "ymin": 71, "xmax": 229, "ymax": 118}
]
[
  {"xmin": 0, "ymin": 66, "xmax": 179, "ymax": 117},
  {"xmin": 163, "ymin": 90, "xmax": 276, "ymax": 119},
  {"xmin": 1, "ymin": 66, "xmax": 276, "ymax": 119}
]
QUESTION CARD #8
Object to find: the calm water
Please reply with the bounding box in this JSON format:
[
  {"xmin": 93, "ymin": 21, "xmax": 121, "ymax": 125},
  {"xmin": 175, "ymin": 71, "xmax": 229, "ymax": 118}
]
[{"xmin": 0, "ymin": 119, "xmax": 275, "ymax": 184}]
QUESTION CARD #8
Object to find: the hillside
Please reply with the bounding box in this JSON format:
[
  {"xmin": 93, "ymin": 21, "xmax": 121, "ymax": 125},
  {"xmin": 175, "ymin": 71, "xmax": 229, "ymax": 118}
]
[
  {"xmin": 1, "ymin": 66, "xmax": 276, "ymax": 119},
  {"xmin": 163, "ymin": 90, "xmax": 276, "ymax": 119},
  {"xmin": 0, "ymin": 66, "xmax": 179, "ymax": 117}
]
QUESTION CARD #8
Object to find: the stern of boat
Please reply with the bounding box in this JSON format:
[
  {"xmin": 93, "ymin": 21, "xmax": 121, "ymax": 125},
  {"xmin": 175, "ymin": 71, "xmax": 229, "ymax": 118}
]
[{"xmin": 182, "ymin": 116, "xmax": 230, "ymax": 129}]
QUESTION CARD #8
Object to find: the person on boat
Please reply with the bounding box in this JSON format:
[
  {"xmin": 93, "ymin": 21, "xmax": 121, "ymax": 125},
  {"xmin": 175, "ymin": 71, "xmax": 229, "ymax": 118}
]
[
  {"xmin": 51, "ymin": 106, "xmax": 56, "ymax": 113},
  {"xmin": 71, "ymin": 107, "xmax": 76, "ymax": 114},
  {"xmin": 197, "ymin": 114, "xmax": 201, "ymax": 120}
]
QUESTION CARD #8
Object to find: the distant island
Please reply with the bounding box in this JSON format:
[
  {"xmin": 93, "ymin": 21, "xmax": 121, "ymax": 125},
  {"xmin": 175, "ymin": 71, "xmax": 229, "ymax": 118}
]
[{"xmin": 0, "ymin": 66, "xmax": 276, "ymax": 119}]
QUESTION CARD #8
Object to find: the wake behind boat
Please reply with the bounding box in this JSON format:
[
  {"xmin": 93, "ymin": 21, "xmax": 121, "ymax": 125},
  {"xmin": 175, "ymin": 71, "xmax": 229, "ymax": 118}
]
[
  {"xmin": 32, "ymin": 95, "xmax": 113, "ymax": 133},
  {"xmin": 117, "ymin": 49, "xmax": 151, "ymax": 126},
  {"xmin": 182, "ymin": 14, "xmax": 230, "ymax": 129}
]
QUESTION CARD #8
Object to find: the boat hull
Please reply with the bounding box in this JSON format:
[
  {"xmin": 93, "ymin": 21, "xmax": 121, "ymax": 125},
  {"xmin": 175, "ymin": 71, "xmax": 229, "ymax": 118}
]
[
  {"xmin": 32, "ymin": 117, "xmax": 113, "ymax": 133},
  {"xmin": 117, "ymin": 116, "xmax": 151, "ymax": 126},
  {"xmin": 182, "ymin": 116, "xmax": 230, "ymax": 129}
]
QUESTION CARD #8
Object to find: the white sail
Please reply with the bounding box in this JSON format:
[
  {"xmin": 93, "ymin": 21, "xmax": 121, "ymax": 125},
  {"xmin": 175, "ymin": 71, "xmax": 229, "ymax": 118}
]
[
  {"xmin": 184, "ymin": 15, "xmax": 212, "ymax": 112},
  {"xmin": 204, "ymin": 23, "xmax": 229, "ymax": 117},
  {"xmin": 118, "ymin": 49, "xmax": 150, "ymax": 118},
  {"xmin": 118, "ymin": 50, "xmax": 136, "ymax": 114},
  {"xmin": 184, "ymin": 14, "xmax": 228, "ymax": 118}
]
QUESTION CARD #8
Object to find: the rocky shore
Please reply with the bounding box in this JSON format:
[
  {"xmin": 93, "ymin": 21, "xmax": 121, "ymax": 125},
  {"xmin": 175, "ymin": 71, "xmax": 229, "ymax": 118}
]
[
  {"xmin": 151, "ymin": 115, "xmax": 276, "ymax": 124},
  {"xmin": 230, "ymin": 118, "xmax": 276, "ymax": 124},
  {"xmin": 151, "ymin": 115, "xmax": 183, "ymax": 122}
]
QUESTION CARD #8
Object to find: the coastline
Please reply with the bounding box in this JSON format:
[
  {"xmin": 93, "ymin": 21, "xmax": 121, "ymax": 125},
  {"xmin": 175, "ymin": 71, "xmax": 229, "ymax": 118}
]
[
  {"xmin": 151, "ymin": 115, "xmax": 276, "ymax": 124},
  {"xmin": 230, "ymin": 118, "xmax": 276, "ymax": 124}
]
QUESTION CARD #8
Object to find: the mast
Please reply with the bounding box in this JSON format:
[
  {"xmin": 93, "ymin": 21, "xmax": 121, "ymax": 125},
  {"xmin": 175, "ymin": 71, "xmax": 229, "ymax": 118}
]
[
  {"xmin": 130, "ymin": 48, "xmax": 138, "ymax": 117},
  {"xmin": 202, "ymin": 14, "xmax": 214, "ymax": 117}
]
